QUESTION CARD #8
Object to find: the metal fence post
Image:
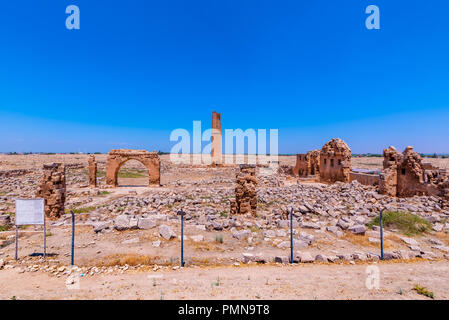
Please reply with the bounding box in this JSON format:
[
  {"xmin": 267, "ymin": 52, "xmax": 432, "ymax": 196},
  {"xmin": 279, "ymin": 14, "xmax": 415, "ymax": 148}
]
[
  {"xmin": 178, "ymin": 209, "xmax": 185, "ymax": 267},
  {"xmin": 290, "ymin": 208, "xmax": 293, "ymax": 264},
  {"xmin": 380, "ymin": 208, "xmax": 385, "ymax": 260},
  {"xmin": 71, "ymin": 210, "xmax": 75, "ymax": 266}
]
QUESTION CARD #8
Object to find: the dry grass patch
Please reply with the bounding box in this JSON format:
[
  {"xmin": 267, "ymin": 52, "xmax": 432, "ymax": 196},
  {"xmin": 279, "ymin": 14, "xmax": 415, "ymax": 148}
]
[
  {"xmin": 343, "ymin": 232, "xmax": 395, "ymax": 249},
  {"xmin": 190, "ymin": 241, "xmax": 226, "ymax": 252},
  {"xmin": 73, "ymin": 225, "xmax": 92, "ymax": 236},
  {"xmin": 94, "ymin": 253, "xmax": 158, "ymax": 267},
  {"xmin": 434, "ymin": 232, "xmax": 449, "ymax": 244}
]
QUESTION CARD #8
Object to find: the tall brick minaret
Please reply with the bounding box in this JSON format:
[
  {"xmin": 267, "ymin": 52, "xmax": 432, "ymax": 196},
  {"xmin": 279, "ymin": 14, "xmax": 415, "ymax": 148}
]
[{"xmin": 211, "ymin": 111, "xmax": 222, "ymax": 164}]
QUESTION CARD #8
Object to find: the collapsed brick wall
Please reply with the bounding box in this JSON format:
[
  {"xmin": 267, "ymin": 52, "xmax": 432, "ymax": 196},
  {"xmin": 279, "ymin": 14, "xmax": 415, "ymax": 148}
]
[
  {"xmin": 230, "ymin": 164, "xmax": 257, "ymax": 216},
  {"xmin": 319, "ymin": 138, "xmax": 352, "ymax": 183},
  {"xmin": 88, "ymin": 155, "xmax": 97, "ymax": 188},
  {"xmin": 378, "ymin": 146, "xmax": 399, "ymax": 196},
  {"xmin": 292, "ymin": 150, "xmax": 320, "ymax": 177},
  {"xmin": 36, "ymin": 163, "xmax": 66, "ymax": 219},
  {"xmin": 379, "ymin": 146, "xmax": 449, "ymax": 200},
  {"xmin": 396, "ymin": 146, "xmax": 425, "ymax": 197}
]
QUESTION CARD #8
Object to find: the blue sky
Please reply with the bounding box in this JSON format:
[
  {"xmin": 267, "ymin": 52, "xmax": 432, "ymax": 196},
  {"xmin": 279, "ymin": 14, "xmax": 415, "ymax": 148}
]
[{"xmin": 1, "ymin": 1, "xmax": 448, "ymax": 154}]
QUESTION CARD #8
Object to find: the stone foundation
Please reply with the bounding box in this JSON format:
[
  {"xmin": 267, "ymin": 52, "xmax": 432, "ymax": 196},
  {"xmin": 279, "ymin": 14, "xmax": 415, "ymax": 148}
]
[
  {"xmin": 36, "ymin": 163, "xmax": 66, "ymax": 219},
  {"xmin": 230, "ymin": 164, "xmax": 257, "ymax": 216}
]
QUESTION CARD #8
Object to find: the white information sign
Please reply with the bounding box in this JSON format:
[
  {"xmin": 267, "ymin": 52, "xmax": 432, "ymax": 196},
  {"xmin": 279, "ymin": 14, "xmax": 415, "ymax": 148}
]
[{"xmin": 15, "ymin": 199, "xmax": 45, "ymax": 225}]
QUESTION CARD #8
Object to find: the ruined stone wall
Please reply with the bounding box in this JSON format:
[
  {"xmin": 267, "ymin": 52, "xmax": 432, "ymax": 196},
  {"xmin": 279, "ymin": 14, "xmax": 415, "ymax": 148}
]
[
  {"xmin": 0, "ymin": 169, "xmax": 33, "ymax": 178},
  {"xmin": 211, "ymin": 111, "xmax": 222, "ymax": 165},
  {"xmin": 319, "ymin": 138, "xmax": 351, "ymax": 183},
  {"xmin": 396, "ymin": 146, "xmax": 425, "ymax": 197},
  {"xmin": 292, "ymin": 154, "xmax": 308, "ymax": 176},
  {"xmin": 230, "ymin": 164, "xmax": 257, "ymax": 216},
  {"xmin": 378, "ymin": 146, "xmax": 399, "ymax": 196},
  {"xmin": 36, "ymin": 163, "xmax": 66, "ymax": 219},
  {"xmin": 349, "ymin": 172, "xmax": 380, "ymax": 186},
  {"xmin": 379, "ymin": 146, "xmax": 449, "ymax": 200},
  {"xmin": 292, "ymin": 150, "xmax": 320, "ymax": 177},
  {"xmin": 106, "ymin": 149, "xmax": 160, "ymax": 187},
  {"xmin": 88, "ymin": 155, "xmax": 97, "ymax": 188}
]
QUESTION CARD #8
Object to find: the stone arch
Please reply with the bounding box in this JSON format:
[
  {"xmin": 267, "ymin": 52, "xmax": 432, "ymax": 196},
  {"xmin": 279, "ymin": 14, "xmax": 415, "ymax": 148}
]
[{"xmin": 106, "ymin": 149, "xmax": 160, "ymax": 187}]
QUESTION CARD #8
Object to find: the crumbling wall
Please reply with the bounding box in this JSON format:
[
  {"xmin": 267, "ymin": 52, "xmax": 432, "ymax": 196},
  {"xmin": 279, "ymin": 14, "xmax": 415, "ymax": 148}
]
[
  {"xmin": 396, "ymin": 146, "xmax": 425, "ymax": 197},
  {"xmin": 88, "ymin": 155, "xmax": 97, "ymax": 188},
  {"xmin": 379, "ymin": 146, "xmax": 449, "ymax": 200},
  {"xmin": 106, "ymin": 149, "xmax": 160, "ymax": 187},
  {"xmin": 292, "ymin": 150, "xmax": 320, "ymax": 177},
  {"xmin": 230, "ymin": 164, "xmax": 257, "ymax": 216},
  {"xmin": 308, "ymin": 150, "xmax": 320, "ymax": 175},
  {"xmin": 36, "ymin": 163, "xmax": 66, "ymax": 219},
  {"xmin": 378, "ymin": 146, "xmax": 399, "ymax": 196},
  {"xmin": 292, "ymin": 154, "xmax": 308, "ymax": 176},
  {"xmin": 319, "ymin": 138, "xmax": 351, "ymax": 183},
  {"xmin": 349, "ymin": 172, "xmax": 380, "ymax": 186}
]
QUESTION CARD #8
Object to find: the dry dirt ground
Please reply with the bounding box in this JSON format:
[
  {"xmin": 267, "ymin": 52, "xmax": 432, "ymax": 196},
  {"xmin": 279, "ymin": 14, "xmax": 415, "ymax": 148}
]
[
  {"xmin": 1, "ymin": 154, "xmax": 449, "ymax": 300},
  {"xmin": 0, "ymin": 260, "xmax": 447, "ymax": 300}
]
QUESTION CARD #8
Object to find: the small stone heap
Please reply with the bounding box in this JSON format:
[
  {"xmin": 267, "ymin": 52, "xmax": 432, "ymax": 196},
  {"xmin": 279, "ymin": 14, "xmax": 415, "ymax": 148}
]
[
  {"xmin": 36, "ymin": 163, "xmax": 66, "ymax": 219},
  {"xmin": 88, "ymin": 155, "xmax": 97, "ymax": 188},
  {"xmin": 230, "ymin": 164, "xmax": 257, "ymax": 216}
]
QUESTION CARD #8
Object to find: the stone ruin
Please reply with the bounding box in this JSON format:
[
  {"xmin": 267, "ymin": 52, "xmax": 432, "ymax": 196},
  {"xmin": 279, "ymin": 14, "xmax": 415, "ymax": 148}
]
[
  {"xmin": 105, "ymin": 149, "xmax": 161, "ymax": 187},
  {"xmin": 88, "ymin": 155, "xmax": 97, "ymax": 188},
  {"xmin": 230, "ymin": 164, "xmax": 257, "ymax": 216},
  {"xmin": 379, "ymin": 146, "xmax": 449, "ymax": 201},
  {"xmin": 319, "ymin": 138, "xmax": 352, "ymax": 183},
  {"xmin": 36, "ymin": 163, "xmax": 66, "ymax": 219},
  {"xmin": 292, "ymin": 150, "xmax": 320, "ymax": 177},
  {"xmin": 292, "ymin": 138, "xmax": 352, "ymax": 183},
  {"xmin": 211, "ymin": 111, "xmax": 222, "ymax": 165}
]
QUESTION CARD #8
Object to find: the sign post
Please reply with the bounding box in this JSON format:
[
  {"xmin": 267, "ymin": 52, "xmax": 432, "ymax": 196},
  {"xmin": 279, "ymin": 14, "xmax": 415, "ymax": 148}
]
[
  {"xmin": 15, "ymin": 226, "xmax": 18, "ymax": 261},
  {"xmin": 15, "ymin": 199, "xmax": 45, "ymax": 260}
]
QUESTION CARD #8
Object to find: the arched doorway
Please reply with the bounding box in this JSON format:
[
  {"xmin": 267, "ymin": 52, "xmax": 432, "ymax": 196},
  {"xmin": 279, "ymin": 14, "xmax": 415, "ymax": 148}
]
[
  {"xmin": 116, "ymin": 159, "xmax": 149, "ymax": 187},
  {"xmin": 106, "ymin": 149, "xmax": 160, "ymax": 187}
]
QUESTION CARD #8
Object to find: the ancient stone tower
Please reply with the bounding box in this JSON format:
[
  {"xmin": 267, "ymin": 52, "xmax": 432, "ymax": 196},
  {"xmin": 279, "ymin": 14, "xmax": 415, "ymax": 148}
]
[
  {"xmin": 230, "ymin": 164, "xmax": 258, "ymax": 216},
  {"xmin": 88, "ymin": 155, "xmax": 97, "ymax": 188},
  {"xmin": 36, "ymin": 163, "xmax": 66, "ymax": 219},
  {"xmin": 211, "ymin": 111, "xmax": 222, "ymax": 165}
]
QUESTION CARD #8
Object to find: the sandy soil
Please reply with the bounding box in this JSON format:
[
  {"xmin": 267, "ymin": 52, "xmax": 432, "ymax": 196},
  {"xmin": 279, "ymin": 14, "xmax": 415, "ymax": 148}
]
[{"xmin": 0, "ymin": 260, "xmax": 447, "ymax": 300}]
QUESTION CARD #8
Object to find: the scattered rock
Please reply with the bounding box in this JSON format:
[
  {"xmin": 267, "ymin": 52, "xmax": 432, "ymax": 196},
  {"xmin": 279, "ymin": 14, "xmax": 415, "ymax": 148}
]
[
  {"xmin": 159, "ymin": 225, "xmax": 176, "ymax": 240},
  {"xmin": 348, "ymin": 224, "xmax": 366, "ymax": 235},
  {"xmin": 114, "ymin": 215, "xmax": 130, "ymax": 231},
  {"xmin": 138, "ymin": 218, "xmax": 157, "ymax": 230}
]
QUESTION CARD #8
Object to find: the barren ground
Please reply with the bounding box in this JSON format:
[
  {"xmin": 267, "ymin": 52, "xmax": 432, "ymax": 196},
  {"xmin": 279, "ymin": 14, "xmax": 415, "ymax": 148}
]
[{"xmin": 0, "ymin": 260, "xmax": 447, "ymax": 300}]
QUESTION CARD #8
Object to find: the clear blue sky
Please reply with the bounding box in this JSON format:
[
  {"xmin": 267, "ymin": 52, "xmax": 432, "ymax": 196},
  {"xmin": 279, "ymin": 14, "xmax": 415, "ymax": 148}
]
[{"xmin": 1, "ymin": 1, "xmax": 448, "ymax": 154}]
